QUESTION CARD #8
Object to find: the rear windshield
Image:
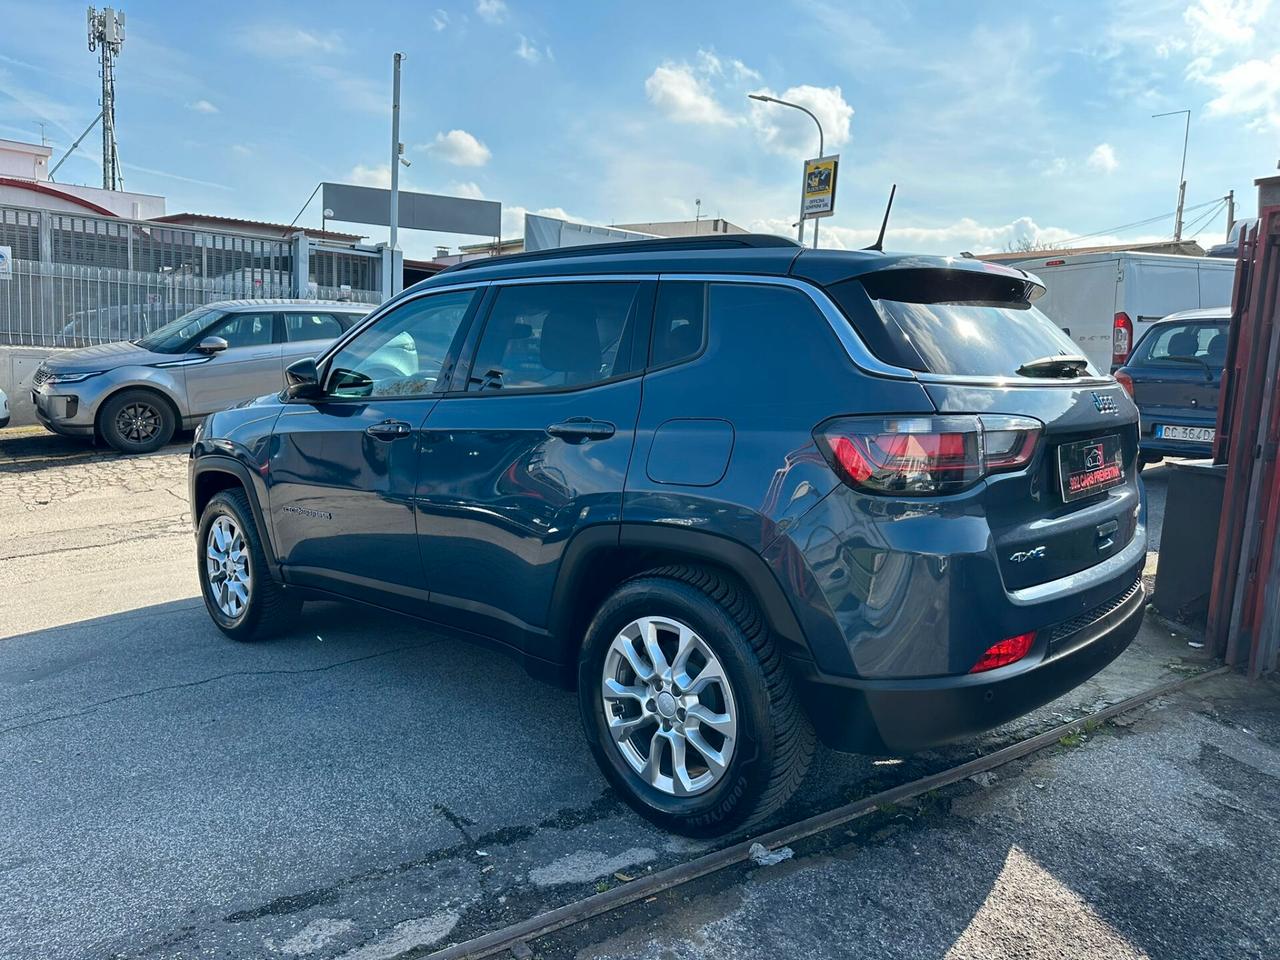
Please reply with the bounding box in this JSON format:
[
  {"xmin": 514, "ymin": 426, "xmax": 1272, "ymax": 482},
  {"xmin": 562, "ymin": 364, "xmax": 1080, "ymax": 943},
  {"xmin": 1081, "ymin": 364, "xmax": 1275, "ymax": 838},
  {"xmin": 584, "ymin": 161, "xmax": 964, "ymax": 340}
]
[
  {"xmin": 827, "ymin": 268, "xmax": 1099, "ymax": 379},
  {"xmin": 873, "ymin": 300, "xmax": 1092, "ymax": 378}
]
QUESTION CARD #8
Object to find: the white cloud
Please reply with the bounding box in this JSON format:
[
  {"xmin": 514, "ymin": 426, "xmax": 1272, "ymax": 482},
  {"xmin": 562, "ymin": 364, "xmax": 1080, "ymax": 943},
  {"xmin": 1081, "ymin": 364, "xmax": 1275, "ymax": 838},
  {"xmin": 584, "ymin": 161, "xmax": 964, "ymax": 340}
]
[
  {"xmin": 1041, "ymin": 156, "xmax": 1070, "ymax": 177},
  {"xmin": 432, "ymin": 9, "xmax": 449, "ymax": 31},
  {"xmin": 230, "ymin": 144, "xmax": 252, "ymax": 157},
  {"xmin": 1087, "ymin": 142, "xmax": 1119, "ymax": 174},
  {"xmin": 1199, "ymin": 52, "xmax": 1280, "ymax": 128},
  {"xmin": 730, "ymin": 59, "xmax": 762, "ymax": 83},
  {"xmin": 1184, "ymin": 0, "xmax": 1271, "ymax": 53},
  {"xmin": 515, "ymin": 35, "xmax": 545, "ymax": 64},
  {"xmin": 746, "ymin": 213, "xmax": 1155, "ymax": 257},
  {"xmin": 501, "ymin": 205, "xmax": 589, "ymax": 237},
  {"xmin": 348, "ymin": 163, "xmax": 392, "ymax": 188},
  {"xmin": 747, "ymin": 84, "xmax": 854, "ymax": 158},
  {"xmin": 237, "ymin": 25, "xmax": 342, "ymax": 58},
  {"xmin": 187, "ymin": 99, "xmax": 218, "ymax": 114},
  {"xmin": 451, "ymin": 181, "xmax": 487, "ymax": 200},
  {"xmin": 645, "ymin": 62, "xmax": 738, "ymax": 126},
  {"xmin": 695, "ymin": 49, "xmax": 723, "ymax": 76},
  {"xmin": 422, "ymin": 129, "xmax": 492, "ymax": 167},
  {"xmin": 475, "ymin": 0, "xmax": 508, "ymax": 24}
]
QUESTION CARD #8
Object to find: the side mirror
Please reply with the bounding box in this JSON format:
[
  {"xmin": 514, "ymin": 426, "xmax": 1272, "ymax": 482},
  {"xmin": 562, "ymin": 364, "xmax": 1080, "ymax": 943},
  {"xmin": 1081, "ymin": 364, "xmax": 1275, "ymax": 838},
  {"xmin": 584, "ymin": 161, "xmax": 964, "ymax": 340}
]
[
  {"xmin": 196, "ymin": 335, "xmax": 229, "ymax": 355},
  {"xmin": 284, "ymin": 357, "xmax": 324, "ymax": 400}
]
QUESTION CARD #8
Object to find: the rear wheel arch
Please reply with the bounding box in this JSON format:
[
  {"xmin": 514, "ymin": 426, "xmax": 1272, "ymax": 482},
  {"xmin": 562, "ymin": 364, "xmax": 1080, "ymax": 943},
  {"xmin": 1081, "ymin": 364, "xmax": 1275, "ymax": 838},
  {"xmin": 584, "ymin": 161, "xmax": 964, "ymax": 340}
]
[{"xmin": 548, "ymin": 525, "xmax": 810, "ymax": 677}]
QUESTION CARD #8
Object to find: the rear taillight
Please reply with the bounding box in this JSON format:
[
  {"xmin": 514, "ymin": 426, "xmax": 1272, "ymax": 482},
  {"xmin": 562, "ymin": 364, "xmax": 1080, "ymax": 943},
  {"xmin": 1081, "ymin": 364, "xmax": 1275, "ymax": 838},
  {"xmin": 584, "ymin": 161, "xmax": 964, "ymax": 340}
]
[
  {"xmin": 970, "ymin": 632, "xmax": 1036, "ymax": 673},
  {"xmin": 1112, "ymin": 312, "xmax": 1133, "ymax": 366},
  {"xmin": 815, "ymin": 414, "xmax": 1042, "ymax": 496},
  {"xmin": 1115, "ymin": 370, "xmax": 1134, "ymax": 396}
]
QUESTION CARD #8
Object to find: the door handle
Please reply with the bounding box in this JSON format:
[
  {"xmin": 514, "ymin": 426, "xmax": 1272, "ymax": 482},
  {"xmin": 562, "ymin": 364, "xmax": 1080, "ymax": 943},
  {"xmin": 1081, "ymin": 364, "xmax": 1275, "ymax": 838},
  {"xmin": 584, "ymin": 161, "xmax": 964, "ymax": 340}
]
[
  {"xmin": 546, "ymin": 418, "xmax": 616, "ymax": 443},
  {"xmin": 365, "ymin": 420, "xmax": 413, "ymax": 440}
]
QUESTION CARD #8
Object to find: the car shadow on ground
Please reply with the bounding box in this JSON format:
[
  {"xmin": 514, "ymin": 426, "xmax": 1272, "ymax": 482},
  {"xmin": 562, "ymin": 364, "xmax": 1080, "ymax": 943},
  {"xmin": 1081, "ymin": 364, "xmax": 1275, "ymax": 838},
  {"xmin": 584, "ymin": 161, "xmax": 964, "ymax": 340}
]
[{"xmin": 0, "ymin": 429, "xmax": 189, "ymax": 476}]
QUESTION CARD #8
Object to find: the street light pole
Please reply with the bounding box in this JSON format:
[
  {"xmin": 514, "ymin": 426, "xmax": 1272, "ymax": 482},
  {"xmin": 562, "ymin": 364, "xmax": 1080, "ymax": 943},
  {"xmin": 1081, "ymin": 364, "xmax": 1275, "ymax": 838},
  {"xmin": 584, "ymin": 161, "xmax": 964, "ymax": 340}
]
[
  {"xmin": 1153, "ymin": 109, "xmax": 1191, "ymax": 241},
  {"xmin": 749, "ymin": 93, "xmax": 825, "ymax": 247},
  {"xmin": 389, "ymin": 52, "xmax": 404, "ymax": 251}
]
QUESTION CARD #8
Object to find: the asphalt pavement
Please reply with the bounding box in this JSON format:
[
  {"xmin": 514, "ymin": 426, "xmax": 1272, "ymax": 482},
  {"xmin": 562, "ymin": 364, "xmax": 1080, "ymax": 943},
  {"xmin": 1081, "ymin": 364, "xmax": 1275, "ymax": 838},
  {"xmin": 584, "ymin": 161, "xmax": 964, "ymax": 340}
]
[{"xmin": 0, "ymin": 435, "xmax": 1223, "ymax": 960}]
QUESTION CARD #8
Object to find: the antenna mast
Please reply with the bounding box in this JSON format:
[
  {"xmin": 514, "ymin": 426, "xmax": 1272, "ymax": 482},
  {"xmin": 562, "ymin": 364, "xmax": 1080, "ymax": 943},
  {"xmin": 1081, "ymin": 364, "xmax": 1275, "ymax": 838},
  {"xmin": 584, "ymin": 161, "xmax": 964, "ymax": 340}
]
[{"xmin": 87, "ymin": 6, "xmax": 126, "ymax": 191}]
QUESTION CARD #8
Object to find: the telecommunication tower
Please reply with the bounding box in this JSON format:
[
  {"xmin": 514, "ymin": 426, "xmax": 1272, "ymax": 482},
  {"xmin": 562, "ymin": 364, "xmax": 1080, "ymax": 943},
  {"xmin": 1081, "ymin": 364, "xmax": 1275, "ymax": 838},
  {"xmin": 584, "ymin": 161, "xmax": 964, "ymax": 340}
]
[{"xmin": 87, "ymin": 6, "xmax": 126, "ymax": 190}]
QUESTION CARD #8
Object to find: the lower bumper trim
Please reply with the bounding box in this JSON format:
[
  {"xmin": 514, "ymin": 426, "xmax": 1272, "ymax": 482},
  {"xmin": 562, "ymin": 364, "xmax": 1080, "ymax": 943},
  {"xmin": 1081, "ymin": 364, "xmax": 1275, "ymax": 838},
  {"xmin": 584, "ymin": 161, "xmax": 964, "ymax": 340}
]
[{"xmin": 792, "ymin": 581, "xmax": 1147, "ymax": 754}]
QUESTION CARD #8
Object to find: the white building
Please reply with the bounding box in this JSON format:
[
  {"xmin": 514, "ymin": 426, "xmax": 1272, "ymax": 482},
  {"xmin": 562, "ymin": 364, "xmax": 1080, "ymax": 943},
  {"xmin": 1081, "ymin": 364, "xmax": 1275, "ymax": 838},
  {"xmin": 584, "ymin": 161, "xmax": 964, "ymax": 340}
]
[{"xmin": 0, "ymin": 137, "xmax": 165, "ymax": 219}]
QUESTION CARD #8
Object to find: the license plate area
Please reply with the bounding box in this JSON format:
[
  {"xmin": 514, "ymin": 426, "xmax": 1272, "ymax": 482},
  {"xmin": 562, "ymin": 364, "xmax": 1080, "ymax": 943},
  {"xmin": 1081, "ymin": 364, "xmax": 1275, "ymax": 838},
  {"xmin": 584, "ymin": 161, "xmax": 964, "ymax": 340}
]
[
  {"xmin": 1058, "ymin": 434, "xmax": 1125, "ymax": 502},
  {"xmin": 1155, "ymin": 423, "xmax": 1215, "ymax": 443}
]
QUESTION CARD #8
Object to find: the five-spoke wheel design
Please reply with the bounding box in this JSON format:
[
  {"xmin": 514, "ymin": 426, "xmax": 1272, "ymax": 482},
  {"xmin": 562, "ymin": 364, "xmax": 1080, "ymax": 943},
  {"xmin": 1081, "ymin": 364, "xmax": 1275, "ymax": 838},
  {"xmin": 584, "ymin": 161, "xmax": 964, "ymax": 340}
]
[
  {"xmin": 114, "ymin": 400, "xmax": 163, "ymax": 445},
  {"xmin": 601, "ymin": 615, "xmax": 738, "ymax": 797},
  {"xmin": 205, "ymin": 515, "xmax": 252, "ymax": 620}
]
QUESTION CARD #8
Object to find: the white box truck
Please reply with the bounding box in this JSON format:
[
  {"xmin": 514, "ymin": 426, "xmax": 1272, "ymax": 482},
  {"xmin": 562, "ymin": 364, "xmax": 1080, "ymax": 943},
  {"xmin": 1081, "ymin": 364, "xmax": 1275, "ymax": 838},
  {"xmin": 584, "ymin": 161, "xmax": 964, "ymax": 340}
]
[{"xmin": 1003, "ymin": 252, "xmax": 1236, "ymax": 370}]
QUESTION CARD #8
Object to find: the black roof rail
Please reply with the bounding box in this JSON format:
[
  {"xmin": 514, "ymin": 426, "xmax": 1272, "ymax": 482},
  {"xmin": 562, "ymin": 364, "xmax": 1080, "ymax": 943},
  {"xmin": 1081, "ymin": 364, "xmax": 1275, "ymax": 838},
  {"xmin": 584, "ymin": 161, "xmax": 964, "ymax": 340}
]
[{"xmin": 439, "ymin": 233, "xmax": 800, "ymax": 273}]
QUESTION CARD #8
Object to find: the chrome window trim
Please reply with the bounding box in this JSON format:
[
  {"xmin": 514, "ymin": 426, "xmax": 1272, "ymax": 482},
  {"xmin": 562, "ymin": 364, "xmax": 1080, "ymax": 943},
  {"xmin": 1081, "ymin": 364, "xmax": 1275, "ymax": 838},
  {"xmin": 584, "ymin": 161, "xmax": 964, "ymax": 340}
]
[{"xmin": 398, "ymin": 271, "xmax": 1120, "ymax": 388}]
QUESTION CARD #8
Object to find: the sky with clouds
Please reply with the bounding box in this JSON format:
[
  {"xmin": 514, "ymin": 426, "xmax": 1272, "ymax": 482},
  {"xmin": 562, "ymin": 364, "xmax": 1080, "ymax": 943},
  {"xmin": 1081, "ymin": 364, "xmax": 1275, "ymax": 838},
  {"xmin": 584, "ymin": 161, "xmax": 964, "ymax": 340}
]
[{"xmin": 1, "ymin": 0, "xmax": 1276, "ymax": 260}]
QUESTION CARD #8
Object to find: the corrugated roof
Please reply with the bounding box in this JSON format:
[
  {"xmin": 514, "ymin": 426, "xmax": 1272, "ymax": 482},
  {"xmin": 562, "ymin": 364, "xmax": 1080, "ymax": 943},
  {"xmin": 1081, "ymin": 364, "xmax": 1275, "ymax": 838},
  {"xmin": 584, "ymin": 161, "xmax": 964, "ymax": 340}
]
[{"xmin": 151, "ymin": 213, "xmax": 365, "ymax": 243}]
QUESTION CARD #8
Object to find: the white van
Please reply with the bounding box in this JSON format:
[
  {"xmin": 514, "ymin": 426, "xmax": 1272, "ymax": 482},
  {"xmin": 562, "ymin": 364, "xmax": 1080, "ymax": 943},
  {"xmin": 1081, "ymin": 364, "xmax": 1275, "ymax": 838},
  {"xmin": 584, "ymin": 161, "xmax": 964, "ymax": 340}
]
[{"xmin": 1005, "ymin": 252, "xmax": 1236, "ymax": 370}]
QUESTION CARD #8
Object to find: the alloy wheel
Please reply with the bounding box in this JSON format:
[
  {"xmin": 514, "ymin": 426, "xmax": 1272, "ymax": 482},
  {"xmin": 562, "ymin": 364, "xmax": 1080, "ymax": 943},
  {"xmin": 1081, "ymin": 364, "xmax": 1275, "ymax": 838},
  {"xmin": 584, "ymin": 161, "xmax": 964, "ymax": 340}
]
[
  {"xmin": 115, "ymin": 401, "xmax": 162, "ymax": 443},
  {"xmin": 205, "ymin": 515, "xmax": 252, "ymax": 619},
  {"xmin": 600, "ymin": 616, "xmax": 738, "ymax": 797}
]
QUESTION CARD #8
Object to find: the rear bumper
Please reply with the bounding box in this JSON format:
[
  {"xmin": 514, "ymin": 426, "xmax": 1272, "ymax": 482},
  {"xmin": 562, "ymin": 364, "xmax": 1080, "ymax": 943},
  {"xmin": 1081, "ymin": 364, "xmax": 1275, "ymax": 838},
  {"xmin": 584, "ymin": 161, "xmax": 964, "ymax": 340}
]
[{"xmin": 792, "ymin": 577, "xmax": 1146, "ymax": 754}]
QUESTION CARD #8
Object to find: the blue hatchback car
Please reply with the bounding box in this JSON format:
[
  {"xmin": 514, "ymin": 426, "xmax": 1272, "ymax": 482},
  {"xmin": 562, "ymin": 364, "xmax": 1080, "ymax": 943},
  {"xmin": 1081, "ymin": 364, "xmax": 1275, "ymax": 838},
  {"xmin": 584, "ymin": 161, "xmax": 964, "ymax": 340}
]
[
  {"xmin": 190, "ymin": 235, "xmax": 1147, "ymax": 835},
  {"xmin": 1115, "ymin": 308, "xmax": 1229, "ymax": 465}
]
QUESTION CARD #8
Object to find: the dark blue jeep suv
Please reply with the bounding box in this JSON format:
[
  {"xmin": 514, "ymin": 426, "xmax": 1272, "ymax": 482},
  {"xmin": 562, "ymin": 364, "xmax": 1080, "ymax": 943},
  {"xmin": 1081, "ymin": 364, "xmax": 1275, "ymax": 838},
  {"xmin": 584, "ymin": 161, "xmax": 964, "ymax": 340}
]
[{"xmin": 190, "ymin": 235, "xmax": 1146, "ymax": 835}]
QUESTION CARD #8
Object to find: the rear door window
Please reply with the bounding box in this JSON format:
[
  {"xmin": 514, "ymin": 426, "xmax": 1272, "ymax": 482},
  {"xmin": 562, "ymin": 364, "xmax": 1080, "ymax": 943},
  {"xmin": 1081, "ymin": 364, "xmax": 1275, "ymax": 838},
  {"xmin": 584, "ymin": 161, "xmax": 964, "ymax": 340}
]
[
  {"xmin": 285, "ymin": 312, "xmax": 345, "ymax": 342},
  {"xmin": 828, "ymin": 269, "xmax": 1098, "ymax": 378}
]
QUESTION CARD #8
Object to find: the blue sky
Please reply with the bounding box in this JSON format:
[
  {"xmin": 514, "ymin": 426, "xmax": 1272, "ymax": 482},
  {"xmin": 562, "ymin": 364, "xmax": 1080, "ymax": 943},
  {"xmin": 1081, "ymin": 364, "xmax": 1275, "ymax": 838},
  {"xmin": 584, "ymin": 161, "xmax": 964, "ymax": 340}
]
[{"xmin": 2, "ymin": 0, "xmax": 1276, "ymax": 260}]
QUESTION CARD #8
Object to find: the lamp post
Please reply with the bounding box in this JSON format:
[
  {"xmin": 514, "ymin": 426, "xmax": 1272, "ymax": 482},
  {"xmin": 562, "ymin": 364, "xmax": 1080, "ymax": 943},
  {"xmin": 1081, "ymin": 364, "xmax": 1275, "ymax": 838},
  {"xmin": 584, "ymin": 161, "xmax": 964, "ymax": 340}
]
[
  {"xmin": 749, "ymin": 93, "xmax": 824, "ymax": 247},
  {"xmin": 389, "ymin": 52, "xmax": 404, "ymax": 251},
  {"xmin": 1153, "ymin": 109, "xmax": 1191, "ymax": 241}
]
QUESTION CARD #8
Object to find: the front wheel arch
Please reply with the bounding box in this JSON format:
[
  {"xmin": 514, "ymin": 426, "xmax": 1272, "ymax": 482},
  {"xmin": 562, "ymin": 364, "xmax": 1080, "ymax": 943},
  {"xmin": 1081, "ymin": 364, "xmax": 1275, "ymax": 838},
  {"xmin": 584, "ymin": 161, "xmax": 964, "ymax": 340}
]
[{"xmin": 95, "ymin": 385, "xmax": 182, "ymax": 448}]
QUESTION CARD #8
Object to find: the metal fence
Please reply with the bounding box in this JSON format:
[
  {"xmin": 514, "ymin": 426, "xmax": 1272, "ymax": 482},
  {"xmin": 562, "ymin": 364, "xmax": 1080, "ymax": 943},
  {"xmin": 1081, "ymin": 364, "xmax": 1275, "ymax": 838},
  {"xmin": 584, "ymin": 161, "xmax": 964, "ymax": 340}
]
[{"xmin": 0, "ymin": 204, "xmax": 387, "ymax": 347}]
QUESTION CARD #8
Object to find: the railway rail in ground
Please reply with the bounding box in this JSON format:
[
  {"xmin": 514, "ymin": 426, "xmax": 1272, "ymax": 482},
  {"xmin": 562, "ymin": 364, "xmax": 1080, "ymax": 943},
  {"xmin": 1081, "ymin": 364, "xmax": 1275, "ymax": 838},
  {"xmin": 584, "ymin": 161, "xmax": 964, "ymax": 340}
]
[{"xmin": 426, "ymin": 665, "xmax": 1229, "ymax": 960}]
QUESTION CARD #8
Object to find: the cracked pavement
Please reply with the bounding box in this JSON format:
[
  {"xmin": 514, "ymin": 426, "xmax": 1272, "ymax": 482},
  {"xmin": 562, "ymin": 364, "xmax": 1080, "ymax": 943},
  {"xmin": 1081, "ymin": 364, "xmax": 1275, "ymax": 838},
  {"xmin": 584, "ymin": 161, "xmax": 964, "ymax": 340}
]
[{"xmin": 0, "ymin": 436, "xmax": 1219, "ymax": 960}]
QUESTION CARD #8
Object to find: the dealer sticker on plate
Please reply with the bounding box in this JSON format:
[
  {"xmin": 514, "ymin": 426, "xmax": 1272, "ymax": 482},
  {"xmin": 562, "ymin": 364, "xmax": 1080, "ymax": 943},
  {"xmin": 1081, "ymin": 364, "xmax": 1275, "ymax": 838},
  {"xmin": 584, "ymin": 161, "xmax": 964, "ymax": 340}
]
[{"xmin": 1058, "ymin": 435, "xmax": 1125, "ymax": 502}]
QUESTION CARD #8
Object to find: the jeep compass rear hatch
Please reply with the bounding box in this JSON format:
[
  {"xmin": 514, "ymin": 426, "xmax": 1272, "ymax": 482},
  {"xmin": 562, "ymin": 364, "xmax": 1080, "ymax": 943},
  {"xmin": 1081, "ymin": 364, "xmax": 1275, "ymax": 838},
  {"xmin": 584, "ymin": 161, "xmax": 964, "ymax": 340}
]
[{"xmin": 822, "ymin": 266, "xmax": 1140, "ymax": 591}]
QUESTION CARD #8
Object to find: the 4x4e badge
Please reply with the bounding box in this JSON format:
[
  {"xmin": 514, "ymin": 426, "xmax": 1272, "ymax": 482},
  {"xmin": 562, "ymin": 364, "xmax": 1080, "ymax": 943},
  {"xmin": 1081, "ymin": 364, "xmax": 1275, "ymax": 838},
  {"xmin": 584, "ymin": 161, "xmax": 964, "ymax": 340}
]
[{"xmin": 1009, "ymin": 545, "xmax": 1047, "ymax": 564}]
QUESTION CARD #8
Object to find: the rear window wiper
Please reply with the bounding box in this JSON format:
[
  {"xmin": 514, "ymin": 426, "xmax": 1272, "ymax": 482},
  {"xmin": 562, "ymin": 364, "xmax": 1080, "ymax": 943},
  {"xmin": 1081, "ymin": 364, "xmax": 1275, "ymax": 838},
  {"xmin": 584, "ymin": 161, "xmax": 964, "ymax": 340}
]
[
  {"xmin": 1016, "ymin": 355, "xmax": 1090, "ymax": 378},
  {"xmin": 1161, "ymin": 354, "xmax": 1215, "ymax": 380}
]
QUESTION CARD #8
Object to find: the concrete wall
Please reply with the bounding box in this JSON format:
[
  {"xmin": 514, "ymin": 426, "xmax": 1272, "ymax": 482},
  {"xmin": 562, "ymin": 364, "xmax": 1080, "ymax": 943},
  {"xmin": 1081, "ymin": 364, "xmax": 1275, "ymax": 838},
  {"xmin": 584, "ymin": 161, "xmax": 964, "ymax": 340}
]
[{"xmin": 0, "ymin": 345, "xmax": 70, "ymax": 428}]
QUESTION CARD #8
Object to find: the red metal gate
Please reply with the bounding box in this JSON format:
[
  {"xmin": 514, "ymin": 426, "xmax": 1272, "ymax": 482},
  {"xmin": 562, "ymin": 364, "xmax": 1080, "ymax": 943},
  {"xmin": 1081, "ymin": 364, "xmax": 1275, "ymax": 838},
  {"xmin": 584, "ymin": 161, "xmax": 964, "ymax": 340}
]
[{"xmin": 1207, "ymin": 206, "xmax": 1280, "ymax": 676}]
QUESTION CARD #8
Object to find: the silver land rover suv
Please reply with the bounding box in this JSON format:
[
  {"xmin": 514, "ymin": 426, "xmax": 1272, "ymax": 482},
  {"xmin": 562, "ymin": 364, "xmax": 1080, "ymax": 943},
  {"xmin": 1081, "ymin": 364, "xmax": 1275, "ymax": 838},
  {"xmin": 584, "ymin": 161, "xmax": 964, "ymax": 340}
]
[{"xmin": 32, "ymin": 299, "xmax": 369, "ymax": 453}]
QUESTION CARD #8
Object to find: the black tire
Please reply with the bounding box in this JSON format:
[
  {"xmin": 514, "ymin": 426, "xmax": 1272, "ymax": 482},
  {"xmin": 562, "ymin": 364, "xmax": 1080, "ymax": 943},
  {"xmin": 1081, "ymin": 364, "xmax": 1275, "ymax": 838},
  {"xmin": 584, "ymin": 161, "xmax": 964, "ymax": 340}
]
[
  {"xmin": 197, "ymin": 488, "xmax": 300, "ymax": 641},
  {"xmin": 579, "ymin": 566, "xmax": 815, "ymax": 836},
  {"xmin": 99, "ymin": 388, "xmax": 176, "ymax": 454}
]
